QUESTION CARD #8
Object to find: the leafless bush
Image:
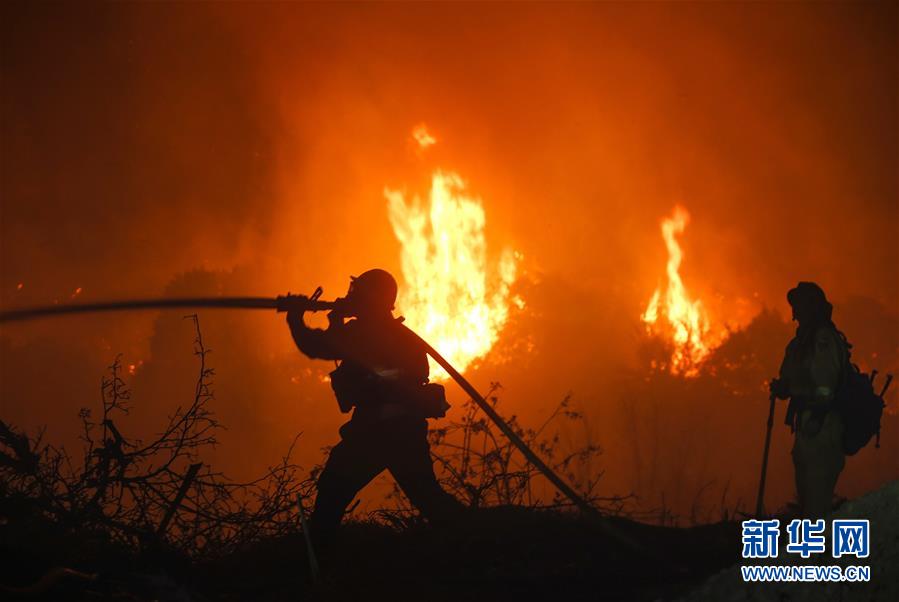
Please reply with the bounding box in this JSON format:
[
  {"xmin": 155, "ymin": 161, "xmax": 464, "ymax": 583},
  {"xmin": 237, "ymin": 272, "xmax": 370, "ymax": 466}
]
[
  {"xmin": 375, "ymin": 384, "xmax": 634, "ymax": 527},
  {"xmin": 0, "ymin": 315, "xmax": 314, "ymax": 559}
]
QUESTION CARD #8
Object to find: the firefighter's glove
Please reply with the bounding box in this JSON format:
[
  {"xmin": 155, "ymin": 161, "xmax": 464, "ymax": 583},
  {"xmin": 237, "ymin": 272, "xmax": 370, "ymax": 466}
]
[{"xmin": 769, "ymin": 378, "xmax": 790, "ymax": 400}]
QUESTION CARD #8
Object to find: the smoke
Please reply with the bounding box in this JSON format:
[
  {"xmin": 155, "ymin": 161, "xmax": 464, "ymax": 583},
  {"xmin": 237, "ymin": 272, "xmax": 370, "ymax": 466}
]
[{"xmin": 2, "ymin": 2, "xmax": 896, "ymax": 518}]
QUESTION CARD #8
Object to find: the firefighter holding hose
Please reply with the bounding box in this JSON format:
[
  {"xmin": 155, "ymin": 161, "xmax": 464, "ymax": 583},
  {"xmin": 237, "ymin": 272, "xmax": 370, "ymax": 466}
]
[
  {"xmin": 0, "ymin": 268, "xmax": 624, "ymax": 550},
  {"xmin": 284, "ymin": 268, "xmax": 463, "ymax": 548}
]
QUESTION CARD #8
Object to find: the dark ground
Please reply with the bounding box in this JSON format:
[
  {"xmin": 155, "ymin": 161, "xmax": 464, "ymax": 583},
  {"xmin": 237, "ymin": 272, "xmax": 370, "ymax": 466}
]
[{"xmin": 1, "ymin": 505, "xmax": 741, "ymax": 601}]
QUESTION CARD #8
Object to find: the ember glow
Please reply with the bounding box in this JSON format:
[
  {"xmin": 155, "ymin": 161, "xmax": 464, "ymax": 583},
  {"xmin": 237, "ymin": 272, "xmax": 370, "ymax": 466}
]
[
  {"xmin": 411, "ymin": 124, "xmax": 436, "ymax": 150},
  {"xmin": 386, "ymin": 162, "xmax": 518, "ymax": 380},
  {"xmin": 642, "ymin": 206, "xmax": 725, "ymax": 376}
]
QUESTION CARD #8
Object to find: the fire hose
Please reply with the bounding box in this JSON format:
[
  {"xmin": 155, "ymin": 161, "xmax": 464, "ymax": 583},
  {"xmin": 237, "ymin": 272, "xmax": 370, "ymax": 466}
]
[{"xmin": 0, "ymin": 295, "xmax": 642, "ymax": 552}]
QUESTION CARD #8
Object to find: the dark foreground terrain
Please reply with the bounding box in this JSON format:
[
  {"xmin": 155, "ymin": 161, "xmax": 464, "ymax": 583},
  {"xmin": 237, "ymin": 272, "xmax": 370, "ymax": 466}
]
[
  {"xmin": 1, "ymin": 505, "xmax": 740, "ymax": 601},
  {"xmin": 5, "ymin": 480, "xmax": 897, "ymax": 601}
]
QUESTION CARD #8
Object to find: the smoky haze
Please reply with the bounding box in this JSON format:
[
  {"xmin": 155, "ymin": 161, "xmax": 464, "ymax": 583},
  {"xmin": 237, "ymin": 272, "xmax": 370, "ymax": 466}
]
[{"xmin": 2, "ymin": 2, "xmax": 896, "ymax": 520}]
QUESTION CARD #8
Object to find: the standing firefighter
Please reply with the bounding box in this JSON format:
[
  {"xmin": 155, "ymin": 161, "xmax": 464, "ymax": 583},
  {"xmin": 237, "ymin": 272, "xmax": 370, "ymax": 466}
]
[
  {"xmin": 770, "ymin": 282, "xmax": 849, "ymax": 518},
  {"xmin": 285, "ymin": 268, "xmax": 463, "ymax": 547}
]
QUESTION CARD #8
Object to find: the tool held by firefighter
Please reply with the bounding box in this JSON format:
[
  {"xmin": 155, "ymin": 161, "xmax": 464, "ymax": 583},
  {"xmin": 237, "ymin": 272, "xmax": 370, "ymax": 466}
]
[
  {"xmin": 0, "ymin": 279, "xmax": 640, "ymax": 552},
  {"xmin": 754, "ymin": 386, "xmax": 778, "ymax": 518}
]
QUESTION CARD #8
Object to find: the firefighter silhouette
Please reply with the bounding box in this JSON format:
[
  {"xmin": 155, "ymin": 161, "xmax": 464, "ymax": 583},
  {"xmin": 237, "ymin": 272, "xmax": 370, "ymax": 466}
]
[
  {"xmin": 770, "ymin": 282, "xmax": 848, "ymax": 518},
  {"xmin": 286, "ymin": 269, "xmax": 462, "ymax": 546}
]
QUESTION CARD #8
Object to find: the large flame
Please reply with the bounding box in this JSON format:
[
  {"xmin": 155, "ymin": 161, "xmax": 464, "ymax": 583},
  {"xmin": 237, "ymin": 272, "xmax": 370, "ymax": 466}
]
[
  {"xmin": 642, "ymin": 206, "xmax": 723, "ymax": 376},
  {"xmin": 386, "ymin": 168, "xmax": 518, "ymax": 380}
]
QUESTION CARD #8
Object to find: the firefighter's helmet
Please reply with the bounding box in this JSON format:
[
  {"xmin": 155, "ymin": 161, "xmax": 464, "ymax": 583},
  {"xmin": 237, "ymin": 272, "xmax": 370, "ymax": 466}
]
[{"xmin": 347, "ymin": 269, "xmax": 398, "ymax": 312}]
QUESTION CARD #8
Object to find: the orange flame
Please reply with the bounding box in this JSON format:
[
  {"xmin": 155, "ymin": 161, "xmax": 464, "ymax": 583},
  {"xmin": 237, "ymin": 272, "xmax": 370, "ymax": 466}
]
[
  {"xmin": 642, "ymin": 206, "xmax": 723, "ymax": 376},
  {"xmin": 386, "ymin": 168, "xmax": 518, "ymax": 380}
]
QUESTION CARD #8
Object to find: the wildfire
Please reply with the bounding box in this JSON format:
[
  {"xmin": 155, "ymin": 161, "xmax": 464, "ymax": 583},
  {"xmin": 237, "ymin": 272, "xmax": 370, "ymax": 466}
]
[
  {"xmin": 642, "ymin": 206, "xmax": 724, "ymax": 376},
  {"xmin": 386, "ymin": 160, "xmax": 518, "ymax": 380}
]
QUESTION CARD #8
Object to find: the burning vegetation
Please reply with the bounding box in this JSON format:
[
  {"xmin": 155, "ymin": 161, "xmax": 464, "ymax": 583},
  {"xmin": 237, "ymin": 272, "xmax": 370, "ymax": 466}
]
[
  {"xmin": 641, "ymin": 206, "xmax": 732, "ymax": 377},
  {"xmin": 387, "ymin": 127, "xmax": 520, "ymax": 379}
]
